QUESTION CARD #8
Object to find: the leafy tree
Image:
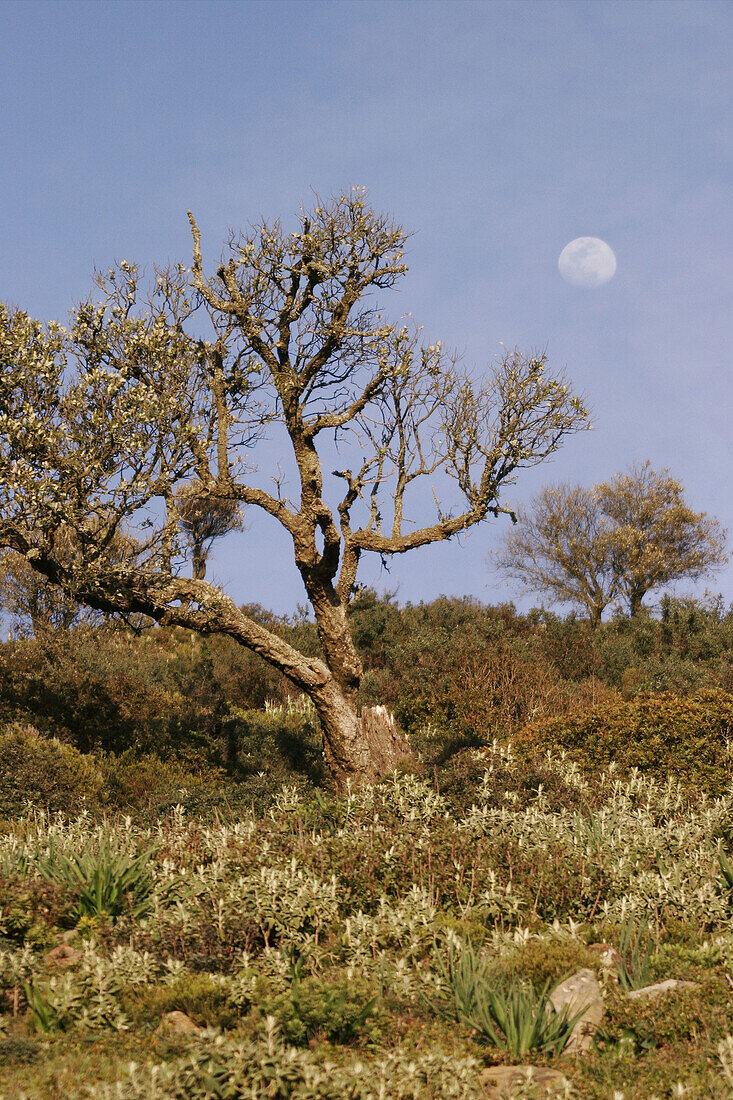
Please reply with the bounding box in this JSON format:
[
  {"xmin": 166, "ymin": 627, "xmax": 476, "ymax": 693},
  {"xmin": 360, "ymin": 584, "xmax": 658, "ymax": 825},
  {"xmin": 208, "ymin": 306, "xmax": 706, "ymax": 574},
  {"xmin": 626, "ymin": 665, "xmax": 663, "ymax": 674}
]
[
  {"xmin": 497, "ymin": 463, "xmax": 727, "ymax": 625},
  {"xmin": 175, "ymin": 479, "xmax": 244, "ymax": 580},
  {"xmin": 0, "ymin": 189, "xmax": 588, "ymax": 788},
  {"xmin": 0, "ymin": 547, "xmax": 91, "ymax": 635},
  {"xmin": 0, "ymin": 522, "xmax": 137, "ymax": 636},
  {"xmin": 598, "ymin": 461, "xmax": 728, "ymax": 617}
]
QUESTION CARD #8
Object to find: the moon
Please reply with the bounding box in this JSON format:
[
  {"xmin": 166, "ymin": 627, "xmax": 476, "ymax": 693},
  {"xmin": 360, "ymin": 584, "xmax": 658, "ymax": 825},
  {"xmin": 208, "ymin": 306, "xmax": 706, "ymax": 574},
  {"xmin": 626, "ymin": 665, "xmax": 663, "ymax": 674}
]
[{"xmin": 558, "ymin": 237, "xmax": 617, "ymax": 288}]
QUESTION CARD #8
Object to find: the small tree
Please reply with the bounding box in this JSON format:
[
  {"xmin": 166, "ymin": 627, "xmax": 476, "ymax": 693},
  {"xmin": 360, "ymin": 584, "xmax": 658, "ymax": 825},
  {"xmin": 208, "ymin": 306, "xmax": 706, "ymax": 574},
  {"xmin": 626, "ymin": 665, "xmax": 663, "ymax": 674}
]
[
  {"xmin": 495, "ymin": 484, "xmax": 619, "ymax": 627},
  {"xmin": 497, "ymin": 462, "xmax": 727, "ymax": 624},
  {"xmin": 175, "ymin": 480, "xmax": 245, "ymax": 580},
  {"xmin": 0, "ymin": 190, "xmax": 589, "ymax": 788},
  {"xmin": 599, "ymin": 461, "xmax": 728, "ymax": 617}
]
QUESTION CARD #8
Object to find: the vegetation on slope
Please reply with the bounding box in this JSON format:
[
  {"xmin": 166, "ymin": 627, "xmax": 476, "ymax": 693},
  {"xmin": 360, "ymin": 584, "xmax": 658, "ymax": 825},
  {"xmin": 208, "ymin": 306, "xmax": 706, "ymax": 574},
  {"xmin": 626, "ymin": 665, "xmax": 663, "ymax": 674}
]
[{"xmin": 0, "ymin": 595, "xmax": 732, "ymax": 1097}]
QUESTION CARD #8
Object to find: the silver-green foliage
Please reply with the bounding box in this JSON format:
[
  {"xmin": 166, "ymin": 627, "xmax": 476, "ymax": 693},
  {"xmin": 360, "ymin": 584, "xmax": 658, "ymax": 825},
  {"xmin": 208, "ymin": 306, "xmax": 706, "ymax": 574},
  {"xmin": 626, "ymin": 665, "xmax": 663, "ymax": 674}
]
[{"xmin": 86, "ymin": 1019, "xmax": 482, "ymax": 1100}]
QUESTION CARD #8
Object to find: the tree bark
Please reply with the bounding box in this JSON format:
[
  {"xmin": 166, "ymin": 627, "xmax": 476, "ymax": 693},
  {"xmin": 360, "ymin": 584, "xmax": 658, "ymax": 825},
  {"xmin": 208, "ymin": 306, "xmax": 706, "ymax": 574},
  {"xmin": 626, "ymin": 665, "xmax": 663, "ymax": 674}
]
[
  {"xmin": 308, "ymin": 679, "xmax": 411, "ymax": 791},
  {"xmin": 361, "ymin": 704, "xmax": 413, "ymax": 776},
  {"xmin": 629, "ymin": 587, "xmax": 646, "ymax": 617},
  {"xmin": 304, "ymin": 577, "xmax": 414, "ymax": 789}
]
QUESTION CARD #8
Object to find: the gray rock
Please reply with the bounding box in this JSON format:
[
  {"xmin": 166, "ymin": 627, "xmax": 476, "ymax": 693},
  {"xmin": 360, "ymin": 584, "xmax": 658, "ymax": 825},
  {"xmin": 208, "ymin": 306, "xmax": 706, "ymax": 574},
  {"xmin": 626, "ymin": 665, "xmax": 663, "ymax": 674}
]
[
  {"xmin": 625, "ymin": 979, "xmax": 699, "ymax": 1000},
  {"xmin": 480, "ymin": 1065, "xmax": 569, "ymax": 1098},
  {"xmin": 548, "ymin": 968, "xmax": 604, "ymax": 1054}
]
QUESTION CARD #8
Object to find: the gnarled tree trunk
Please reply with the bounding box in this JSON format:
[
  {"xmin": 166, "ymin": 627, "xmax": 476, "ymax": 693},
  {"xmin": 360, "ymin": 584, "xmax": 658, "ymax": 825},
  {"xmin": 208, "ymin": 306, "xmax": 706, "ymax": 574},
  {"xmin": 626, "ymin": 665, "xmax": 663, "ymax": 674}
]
[{"xmin": 304, "ymin": 579, "xmax": 413, "ymax": 790}]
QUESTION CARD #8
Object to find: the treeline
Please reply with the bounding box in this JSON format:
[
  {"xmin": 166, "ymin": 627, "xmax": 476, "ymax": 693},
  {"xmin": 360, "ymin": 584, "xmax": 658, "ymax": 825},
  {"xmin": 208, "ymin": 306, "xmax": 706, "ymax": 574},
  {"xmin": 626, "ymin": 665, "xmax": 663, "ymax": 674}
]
[{"xmin": 1, "ymin": 589, "xmax": 732, "ymax": 765}]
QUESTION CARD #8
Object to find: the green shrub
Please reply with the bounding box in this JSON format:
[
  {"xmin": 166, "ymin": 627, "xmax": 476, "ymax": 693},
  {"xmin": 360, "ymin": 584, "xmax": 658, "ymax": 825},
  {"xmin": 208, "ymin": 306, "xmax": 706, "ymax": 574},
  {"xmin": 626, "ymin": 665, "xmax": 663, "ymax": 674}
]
[
  {"xmin": 435, "ymin": 745, "xmax": 598, "ymax": 816},
  {"xmin": 0, "ymin": 724, "xmax": 104, "ymax": 820},
  {"xmin": 487, "ymin": 937, "xmax": 600, "ymax": 989},
  {"xmin": 226, "ymin": 706, "xmax": 324, "ymax": 786},
  {"xmin": 0, "ymin": 874, "xmax": 77, "ymax": 945},
  {"xmin": 514, "ymin": 687, "xmax": 733, "ymax": 792},
  {"xmin": 257, "ymin": 968, "xmax": 381, "ymax": 1046},
  {"xmin": 97, "ymin": 750, "xmax": 225, "ymax": 815},
  {"xmin": 37, "ymin": 838, "xmax": 158, "ymax": 922},
  {"xmin": 602, "ymin": 977, "xmax": 733, "ymax": 1051},
  {"xmin": 121, "ymin": 972, "xmax": 237, "ymax": 1030}
]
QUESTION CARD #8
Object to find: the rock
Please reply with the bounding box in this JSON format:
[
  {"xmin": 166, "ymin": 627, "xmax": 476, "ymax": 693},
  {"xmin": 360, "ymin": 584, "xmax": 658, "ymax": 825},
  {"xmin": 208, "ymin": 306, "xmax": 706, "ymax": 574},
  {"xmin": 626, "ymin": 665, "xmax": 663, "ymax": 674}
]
[
  {"xmin": 625, "ymin": 979, "xmax": 699, "ymax": 1000},
  {"xmin": 44, "ymin": 944, "xmax": 83, "ymax": 968},
  {"xmin": 156, "ymin": 1010, "xmax": 202, "ymax": 1036},
  {"xmin": 479, "ymin": 1065, "xmax": 569, "ymax": 1098},
  {"xmin": 548, "ymin": 968, "xmax": 604, "ymax": 1054}
]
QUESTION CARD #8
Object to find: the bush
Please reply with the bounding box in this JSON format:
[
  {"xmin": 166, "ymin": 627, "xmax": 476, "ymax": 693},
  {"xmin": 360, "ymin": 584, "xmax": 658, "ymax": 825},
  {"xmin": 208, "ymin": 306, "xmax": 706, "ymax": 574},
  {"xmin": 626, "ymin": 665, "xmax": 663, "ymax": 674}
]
[
  {"xmin": 225, "ymin": 705, "xmax": 325, "ymax": 786},
  {"xmin": 435, "ymin": 745, "xmax": 598, "ymax": 816},
  {"xmin": 0, "ymin": 724, "xmax": 104, "ymax": 819},
  {"xmin": 257, "ymin": 968, "xmax": 381, "ymax": 1046},
  {"xmin": 121, "ymin": 972, "xmax": 237, "ymax": 1030},
  {"xmin": 97, "ymin": 750, "xmax": 227, "ymax": 816},
  {"xmin": 0, "ymin": 874, "xmax": 77, "ymax": 945},
  {"xmin": 486, "ymin": 937, "xmax": 600, "ymax": 990},
  {"xmin": 513, "ymin": 687, "xmax": 733, "ymax": 793},
  {"xmin": 602, "ymin": 977, "xmax": 733, "ymax": 1051}
]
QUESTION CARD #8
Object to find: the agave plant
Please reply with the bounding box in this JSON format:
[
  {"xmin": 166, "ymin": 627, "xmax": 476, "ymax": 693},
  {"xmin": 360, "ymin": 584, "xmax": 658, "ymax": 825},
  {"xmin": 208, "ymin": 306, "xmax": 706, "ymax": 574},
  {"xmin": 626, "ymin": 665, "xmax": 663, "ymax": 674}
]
[
  {"xmin": 614, "ymin": 914, "xmax": 655, "ymax": 992},
  {"xmin": 718, "ymin": 842, "xmax": 733, "ymax": 897},
  {"xmin": 437, "ymin": 940, "xmax": 586, "ymax": 1057},
  {"xmin": 37, "ymin": 839, "xmax": 157, "ymax": 922}
]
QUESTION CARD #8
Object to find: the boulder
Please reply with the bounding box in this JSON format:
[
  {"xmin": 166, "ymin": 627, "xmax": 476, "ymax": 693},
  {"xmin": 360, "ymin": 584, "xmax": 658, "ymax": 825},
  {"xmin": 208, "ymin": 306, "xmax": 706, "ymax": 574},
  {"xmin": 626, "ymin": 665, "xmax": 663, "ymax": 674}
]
[
  {"xmin": 480, "ymin": 1065, "xmax": 569, "ymax": 1098},
  {"xmin": 625, "ymin": 979, "xmax": 699, "ymax": 1000},
  {"xmin": 548, "ymin": 968, "xmax": 603, "ymax": 1054},
  {"xmin": 156, "ymin": 1010, "xmax": 202, "ymax": 1036},
  {"xmin": 44, "ymin": 944, "xmax": 83, "ymax": 968}
]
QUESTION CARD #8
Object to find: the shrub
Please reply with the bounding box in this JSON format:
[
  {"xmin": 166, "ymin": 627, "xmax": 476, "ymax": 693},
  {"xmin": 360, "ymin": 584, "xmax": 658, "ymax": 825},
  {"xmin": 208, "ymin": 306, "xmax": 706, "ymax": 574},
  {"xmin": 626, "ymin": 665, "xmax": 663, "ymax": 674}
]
[
  {"xmin": 257, "ymin": 968, "xmax": 381, "ymax": 1046},
  {"xmin": 0, "ymin": 724, "xmax": 104, "ymax": 820},
  {"xmin": 602, "ymin": 976, "xmax": 733, "ymax": 1051},
  {"xmin": 97, "ymin": 750, "xmax": 226, "ymax": 816},
  {"xmin": 0, "ymin": 874, "xmax": 77, "ymax": 945},
  {"xmin": 435, "ymin": 745, "xmax": 598, "ymax": 816},
  {"xmin": 225, "ymin": 706, "xmax": 324, "ymax": 786},
  {"xmin": 487, "ymin": 937, "xmax": 600, "ymax": 989},
  {"xmin": 120, "ymin": 972, "xmax": 237, "ymax": 1031},
  {"xmin": 513, "ymin": 687, "xmax": 733, "ymax": 793}
]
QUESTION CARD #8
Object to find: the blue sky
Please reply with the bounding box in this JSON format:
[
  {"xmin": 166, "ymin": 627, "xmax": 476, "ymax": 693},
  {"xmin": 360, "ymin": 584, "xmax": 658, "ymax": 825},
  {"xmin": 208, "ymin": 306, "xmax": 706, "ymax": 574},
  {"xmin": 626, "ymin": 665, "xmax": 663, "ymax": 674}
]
[{"xmin": 2, "ymin": 0, "xmax": 731, "ymax": 615}]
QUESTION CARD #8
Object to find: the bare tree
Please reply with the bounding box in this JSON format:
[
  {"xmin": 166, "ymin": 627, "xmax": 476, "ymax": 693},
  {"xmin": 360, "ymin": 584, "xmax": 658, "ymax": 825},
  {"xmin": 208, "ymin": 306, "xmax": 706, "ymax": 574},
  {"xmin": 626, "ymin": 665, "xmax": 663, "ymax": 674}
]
[
  {"xmin": 495, "ymin": 484, "xmax": 619, "ymax": 627},
  {"xmin": 0, "ymin": 189, "xmax": 589, "ymax": 788},
  {"xmin": 497, "ymin": 463, "xmax": 727, "ymax": 624}
]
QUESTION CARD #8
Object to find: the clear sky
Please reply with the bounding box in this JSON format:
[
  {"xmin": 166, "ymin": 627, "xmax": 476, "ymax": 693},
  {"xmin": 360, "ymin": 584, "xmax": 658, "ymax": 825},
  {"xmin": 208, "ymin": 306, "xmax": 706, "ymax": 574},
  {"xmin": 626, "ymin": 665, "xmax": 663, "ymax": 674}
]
[{"xmin": 2, "ymin": 0, "xmax": 731, "ymax": 616}]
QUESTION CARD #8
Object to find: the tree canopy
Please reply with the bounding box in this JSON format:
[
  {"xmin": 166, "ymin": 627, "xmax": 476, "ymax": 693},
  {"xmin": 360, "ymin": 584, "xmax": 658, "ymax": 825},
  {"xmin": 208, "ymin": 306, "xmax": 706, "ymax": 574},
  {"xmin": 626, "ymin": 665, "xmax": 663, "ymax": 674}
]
[
  {"xmin": 0, "ymin": 189, "xmax": 589, "ymax": 786},
  {"xmin": 497, "ymin": 462, "xmax": 728, "ymax": 625}
]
